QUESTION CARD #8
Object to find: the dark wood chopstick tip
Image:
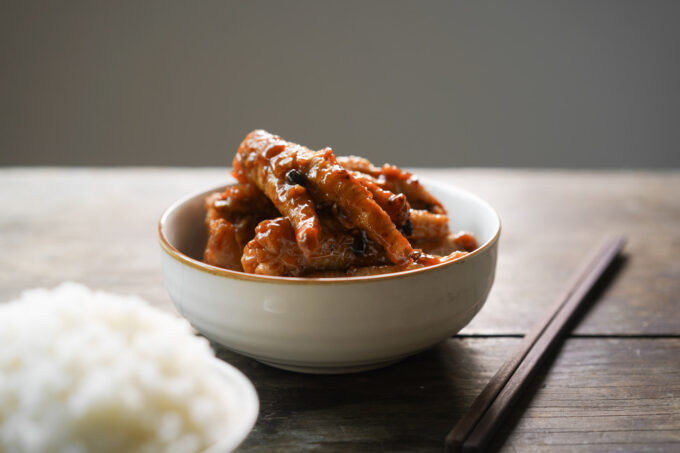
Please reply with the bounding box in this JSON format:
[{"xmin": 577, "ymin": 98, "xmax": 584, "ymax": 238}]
[
  {"xmin": 444, "ymin": 235, "xmax": 626, "ymax": 452},
  {"xmin": 445, "ymin": 438, "xmax": 482, "ymax": 453},
  {"xmin": 445, "ymin": 433, "xmax": 482, "ymax": 453},
  {"xmin": 444, "ymin": 437, "xmax": 462, "ymax": 453}
]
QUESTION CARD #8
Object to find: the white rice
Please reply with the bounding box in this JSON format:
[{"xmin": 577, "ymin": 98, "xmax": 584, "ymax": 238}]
[{"xmin": 0, "ymin": 282, "xmax": 236, "ymax": 453}]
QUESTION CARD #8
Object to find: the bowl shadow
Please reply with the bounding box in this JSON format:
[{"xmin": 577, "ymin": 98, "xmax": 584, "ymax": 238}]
[{"xmin": 212, "ymin": 338, "xmax": 494, "ymax": 452}]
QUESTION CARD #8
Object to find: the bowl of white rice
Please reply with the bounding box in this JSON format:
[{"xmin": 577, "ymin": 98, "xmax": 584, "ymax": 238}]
[{"xmin": 0, "ymin": 282, "xmax": 258, "ymax": 453}]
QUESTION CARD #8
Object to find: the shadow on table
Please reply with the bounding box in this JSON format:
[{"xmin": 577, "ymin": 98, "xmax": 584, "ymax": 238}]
[
  {"xmin": 213, "ymin": 338, "xmax": 493, "ymax": 452},
  {"xmin": 486, "ymin": 254, "xmax": 629, "ymax": 453}
]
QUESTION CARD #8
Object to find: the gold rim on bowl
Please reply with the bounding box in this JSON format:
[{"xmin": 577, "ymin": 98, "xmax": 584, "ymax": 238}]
[{"xmin": 158, "ymin": 180, "xmax": 501, "ymax": 285}]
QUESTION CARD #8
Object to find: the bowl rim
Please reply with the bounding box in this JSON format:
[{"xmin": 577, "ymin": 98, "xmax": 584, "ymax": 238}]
[
  {"xmin": 205, "ymin": 358, "xmax": 259, "ymax": 453},
  {"xmin": 158, "ymin": 178, "xmax": 501, "ymax": 284}
]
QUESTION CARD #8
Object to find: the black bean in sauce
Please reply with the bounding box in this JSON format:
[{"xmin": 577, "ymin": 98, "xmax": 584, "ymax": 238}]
[
  {"xmin": 286, "ymin": 169, "xmax": 306, "ymax": 186},
  {"xmin": 316, "ymin": 202, "xmax": 332, "ymax": 215},
  {"xmin": 400, "ymin": 217, "xmax": 413, "ymax": 236},
  {"xmin": 352, "ymin": 231, "xmax": 368, "ymax": 256}
]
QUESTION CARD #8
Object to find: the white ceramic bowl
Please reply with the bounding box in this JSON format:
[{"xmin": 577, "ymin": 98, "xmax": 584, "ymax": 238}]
[
  {"xmin": 206, "ymin": 359, "xmax": 259, "ymax": 452},
  {"xmin": 159, "ymin": 179, "xmax": 500, "ymax": 374}
]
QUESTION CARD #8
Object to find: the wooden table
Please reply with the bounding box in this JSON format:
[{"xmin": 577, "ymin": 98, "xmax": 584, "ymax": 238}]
[{"xmin": 1, "ymin": 168, "xmax": 678, "ymax": 452}]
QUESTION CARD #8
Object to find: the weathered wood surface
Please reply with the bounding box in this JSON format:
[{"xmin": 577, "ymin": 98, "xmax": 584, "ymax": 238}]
[
  {"xmin": 218, "ymin": 338, "xmax": 518, "ymax": 452},
  {"xmin": 1, "ymin": 168, "xmax": 679, "ymax": 452},
  {"xmin": 1, "ymin": 168, "xmax": 677, "ymax": 335},
  {"xmin": 490, "ymin": 338, "xmax": 680, "ymax": 453},
  {"xmin": 442, "ymin": 169, "xmax": 680, "ymax": 337},
  {"xmin": 215, "ymin": 338, "xmax": 680, "ymax": 452}
]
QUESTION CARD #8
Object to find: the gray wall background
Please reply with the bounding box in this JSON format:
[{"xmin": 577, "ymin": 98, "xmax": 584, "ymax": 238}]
[{"xmin": 1, "ymin": 1, "xmax": 679, "ymax": 168}]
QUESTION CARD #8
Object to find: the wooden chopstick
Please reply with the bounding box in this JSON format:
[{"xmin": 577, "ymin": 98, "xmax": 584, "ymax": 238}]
[{"xmin": 445, "ymin": 235, "xmax": 625, "ymax": 453}]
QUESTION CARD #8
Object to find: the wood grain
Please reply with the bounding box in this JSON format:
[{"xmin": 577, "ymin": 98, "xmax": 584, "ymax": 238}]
[
  {"xmin": 213, "ymin": 337, "xmax": 680, "ymax": 452},
  {"xmin": 1, "ymin": 168, "xmax": 677, "ymax": 335},
  {"xmin": 0, "ymin": 168, "xmax": 228, "ymax": 308},
  {"xmin": 0, "ymin": 168, "xmax": 678, "ymax": 452},
  {"xmin": 491, "ymin": 338, "xmax": 680, "ymax": 453},
  {"xmin": 217, "ymin": 337, "xmax": 520, "ymax": 452},
  {"xmin": 448, "ymin": 236, "xmax": 625, "ymax": 453},
  {"xmin": 433, "ymin": 170, "xmax": 680, "ymax": 337}
]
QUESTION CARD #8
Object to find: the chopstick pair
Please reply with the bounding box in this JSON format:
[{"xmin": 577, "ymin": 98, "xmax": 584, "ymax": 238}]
[{"xmin": 446, "ymin": 236, "xmax": 625, "ymax": 453}]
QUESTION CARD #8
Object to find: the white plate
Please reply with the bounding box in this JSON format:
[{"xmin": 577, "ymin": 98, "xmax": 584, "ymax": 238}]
[{"xmin": 205, "ymin": 359, "xmax": 259, "ymax": 452}]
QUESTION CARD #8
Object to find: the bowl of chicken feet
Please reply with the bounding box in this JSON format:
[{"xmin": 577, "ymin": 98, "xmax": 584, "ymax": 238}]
[{"xmin": 159, "ymin": 130, "xmax": 500, "ymax": 373}]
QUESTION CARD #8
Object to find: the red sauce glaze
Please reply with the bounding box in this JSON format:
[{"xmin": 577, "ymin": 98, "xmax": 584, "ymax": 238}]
[{"xmin": 201, "ymin": 130, "xmax": 478, "ymax": 277}]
